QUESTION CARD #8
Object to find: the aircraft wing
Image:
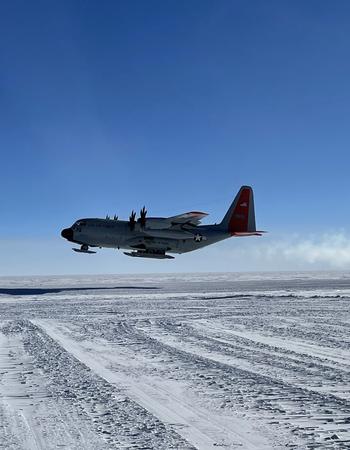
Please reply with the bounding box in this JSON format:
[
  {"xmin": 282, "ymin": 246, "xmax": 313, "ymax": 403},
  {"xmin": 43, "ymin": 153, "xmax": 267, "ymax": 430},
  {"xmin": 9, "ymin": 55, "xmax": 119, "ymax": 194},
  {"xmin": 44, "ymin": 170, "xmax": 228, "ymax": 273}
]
[
  {"xmin": 168, "ymin": 211, "xmax": 208, "ymax": 227},
  {"xmin": 134, "ymin": 211, "xmax": 209, "ymax": 231}
]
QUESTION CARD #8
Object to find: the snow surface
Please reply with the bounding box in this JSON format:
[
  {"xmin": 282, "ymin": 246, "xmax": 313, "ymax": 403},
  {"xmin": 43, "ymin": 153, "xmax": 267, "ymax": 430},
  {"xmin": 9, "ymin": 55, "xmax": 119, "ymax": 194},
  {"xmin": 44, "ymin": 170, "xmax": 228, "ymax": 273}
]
[{"xmin": 0, "ymin": 271, "xmax": 350, "ymax": 449}]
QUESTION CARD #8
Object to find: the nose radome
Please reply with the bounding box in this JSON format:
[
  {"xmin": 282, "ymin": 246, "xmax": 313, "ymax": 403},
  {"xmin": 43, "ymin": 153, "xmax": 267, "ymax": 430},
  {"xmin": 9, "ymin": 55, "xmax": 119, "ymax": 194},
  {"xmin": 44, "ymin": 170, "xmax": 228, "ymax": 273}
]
[{"xmin": 61, "ymin": 228, "xmax": 73, "ymax": 241}]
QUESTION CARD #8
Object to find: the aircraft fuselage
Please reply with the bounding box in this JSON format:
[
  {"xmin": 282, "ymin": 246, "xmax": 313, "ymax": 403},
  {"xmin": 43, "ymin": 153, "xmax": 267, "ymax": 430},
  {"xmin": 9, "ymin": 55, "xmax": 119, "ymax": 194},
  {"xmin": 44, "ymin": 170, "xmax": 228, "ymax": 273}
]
[{"xmin": 61, "ymin": 218, "xmax": 229, "ymax": 255}]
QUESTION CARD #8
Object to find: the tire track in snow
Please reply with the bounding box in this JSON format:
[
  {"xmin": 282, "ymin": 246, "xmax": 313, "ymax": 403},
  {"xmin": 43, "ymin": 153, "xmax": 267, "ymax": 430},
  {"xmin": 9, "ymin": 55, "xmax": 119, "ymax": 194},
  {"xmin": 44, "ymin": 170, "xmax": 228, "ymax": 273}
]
[
  {"xmin": 3, "ymin": 320, "xmax": 193, "ymax": 450},
  {"xmin": 177, "ymin": 319, "xmax": 350, "ymax": 399},
  {"xmin": 0, "ymin": 325, "xmax": 105, "ymax": 450},
  {"xmin": 49, "ymin": 316, "xmax": 350, "ymax": 448},
  {"xmin": 33, "ymin": 319, "xmax": 272, "ymax": 450},
  {"xmin": 135, "ymin": 319, "xmax": 350, "ymax": 449}
]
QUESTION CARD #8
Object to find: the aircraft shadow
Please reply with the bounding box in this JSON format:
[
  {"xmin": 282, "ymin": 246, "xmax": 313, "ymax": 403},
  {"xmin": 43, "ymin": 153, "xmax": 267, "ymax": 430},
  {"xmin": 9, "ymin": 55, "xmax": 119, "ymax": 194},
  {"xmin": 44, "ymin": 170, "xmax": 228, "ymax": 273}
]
[{"xmin": 0, "ymin": 286, "xmax": 160, "ymax": 296}]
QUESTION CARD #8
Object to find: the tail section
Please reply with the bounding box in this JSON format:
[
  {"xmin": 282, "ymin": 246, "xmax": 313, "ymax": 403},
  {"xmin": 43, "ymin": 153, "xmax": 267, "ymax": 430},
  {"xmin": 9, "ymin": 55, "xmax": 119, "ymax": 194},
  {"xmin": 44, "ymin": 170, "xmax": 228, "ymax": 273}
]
[{"xmin": 220, "ymin": 186, "xmax": 262, "ymax": 236}]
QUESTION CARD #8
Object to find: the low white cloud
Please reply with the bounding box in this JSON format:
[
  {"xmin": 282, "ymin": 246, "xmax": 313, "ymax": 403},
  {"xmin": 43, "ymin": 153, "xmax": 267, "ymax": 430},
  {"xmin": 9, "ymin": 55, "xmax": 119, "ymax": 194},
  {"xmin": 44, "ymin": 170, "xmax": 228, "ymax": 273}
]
[
  {"xmin": 279, "ymin": 233, "xmax": 350, "ymax": 267},
  {"xmin": 220, "ymin": 231, "xmax": 350, "ymax": 270}
]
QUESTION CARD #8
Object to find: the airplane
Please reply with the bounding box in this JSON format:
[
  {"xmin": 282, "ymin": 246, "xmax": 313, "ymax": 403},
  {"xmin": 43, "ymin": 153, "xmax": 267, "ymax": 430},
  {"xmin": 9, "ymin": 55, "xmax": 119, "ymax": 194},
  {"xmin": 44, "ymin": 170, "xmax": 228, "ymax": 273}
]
[{"xmin": 61, "ymin": 185, "xmax": 265, "ymax": 259}]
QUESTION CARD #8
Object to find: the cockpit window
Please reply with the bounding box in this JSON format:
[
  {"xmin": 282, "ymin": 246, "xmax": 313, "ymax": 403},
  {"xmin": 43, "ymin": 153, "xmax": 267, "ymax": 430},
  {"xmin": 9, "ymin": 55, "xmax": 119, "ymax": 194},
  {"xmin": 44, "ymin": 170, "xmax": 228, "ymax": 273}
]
[{"xmin": 72, "ymin": 220, "xmax": 87, "ymax": 231}]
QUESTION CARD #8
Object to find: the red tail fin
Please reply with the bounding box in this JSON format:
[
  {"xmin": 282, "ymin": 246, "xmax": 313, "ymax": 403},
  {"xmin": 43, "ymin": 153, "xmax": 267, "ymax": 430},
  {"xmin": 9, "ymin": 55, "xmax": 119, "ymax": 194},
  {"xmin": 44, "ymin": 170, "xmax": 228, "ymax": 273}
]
[
  {"xmin": 228, "ymin": 187, "xmax": 251, "ymax": 233},
  {"xmin": 220, "ymin": 186, "xmax": 257, "ymax": 235}
]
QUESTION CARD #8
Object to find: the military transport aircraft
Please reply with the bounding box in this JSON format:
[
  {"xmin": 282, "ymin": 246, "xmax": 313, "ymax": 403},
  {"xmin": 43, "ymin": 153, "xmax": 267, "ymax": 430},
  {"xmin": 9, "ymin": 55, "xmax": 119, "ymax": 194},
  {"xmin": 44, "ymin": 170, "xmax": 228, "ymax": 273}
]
[{"xmin": 61, "ymin": 186, "xmax": 265, "ymax": 259}]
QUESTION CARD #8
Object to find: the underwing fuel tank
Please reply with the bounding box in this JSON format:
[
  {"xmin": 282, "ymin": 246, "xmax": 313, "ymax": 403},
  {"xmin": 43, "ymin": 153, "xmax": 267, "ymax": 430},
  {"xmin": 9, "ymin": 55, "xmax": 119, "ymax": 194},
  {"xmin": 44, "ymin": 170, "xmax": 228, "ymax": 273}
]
[{"xmin": 123, "ymin": 251, "xmax": 174, "ymax": 259}]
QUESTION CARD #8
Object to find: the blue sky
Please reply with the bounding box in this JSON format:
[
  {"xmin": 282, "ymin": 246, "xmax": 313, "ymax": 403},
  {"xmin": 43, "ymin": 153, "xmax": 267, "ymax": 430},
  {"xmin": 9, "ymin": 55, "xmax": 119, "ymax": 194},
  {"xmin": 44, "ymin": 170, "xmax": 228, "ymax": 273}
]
[{"xmin": 1, "ymin": 1, "xmax": 350, "ymax": 275}]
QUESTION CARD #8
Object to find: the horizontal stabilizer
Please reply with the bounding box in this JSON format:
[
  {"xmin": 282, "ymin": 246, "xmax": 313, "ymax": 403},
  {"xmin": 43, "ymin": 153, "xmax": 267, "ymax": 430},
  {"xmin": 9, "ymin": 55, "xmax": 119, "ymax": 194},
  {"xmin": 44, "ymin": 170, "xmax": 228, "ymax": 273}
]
[{"xmin": 232, "ymin": 231, "xmax": 267, "ymax": 237}]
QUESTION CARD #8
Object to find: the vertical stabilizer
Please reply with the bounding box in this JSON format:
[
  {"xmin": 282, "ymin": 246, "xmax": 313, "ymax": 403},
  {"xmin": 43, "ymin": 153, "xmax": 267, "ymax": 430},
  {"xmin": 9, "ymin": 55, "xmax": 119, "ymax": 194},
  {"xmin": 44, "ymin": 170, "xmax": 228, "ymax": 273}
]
[{"xmin": 220, "ymin": 186, "xmax": 257, "ymax": 235}]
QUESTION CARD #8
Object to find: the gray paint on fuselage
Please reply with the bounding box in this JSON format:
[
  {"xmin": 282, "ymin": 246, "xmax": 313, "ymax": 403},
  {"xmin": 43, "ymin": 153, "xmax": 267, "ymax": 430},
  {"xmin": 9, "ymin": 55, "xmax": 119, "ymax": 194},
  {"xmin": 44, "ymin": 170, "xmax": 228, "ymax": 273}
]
[{"xmin": 70, "ymin": 218, "xmax": 230, "ymax": 254}]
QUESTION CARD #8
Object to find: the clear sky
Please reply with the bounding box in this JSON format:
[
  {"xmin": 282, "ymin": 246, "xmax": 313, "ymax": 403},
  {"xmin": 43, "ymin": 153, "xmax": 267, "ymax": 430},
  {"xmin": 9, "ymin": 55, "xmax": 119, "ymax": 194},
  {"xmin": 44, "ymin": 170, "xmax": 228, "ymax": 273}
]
[{"xmin": 1, "ymin": 1, "xmax": 350, "ymax": 275}]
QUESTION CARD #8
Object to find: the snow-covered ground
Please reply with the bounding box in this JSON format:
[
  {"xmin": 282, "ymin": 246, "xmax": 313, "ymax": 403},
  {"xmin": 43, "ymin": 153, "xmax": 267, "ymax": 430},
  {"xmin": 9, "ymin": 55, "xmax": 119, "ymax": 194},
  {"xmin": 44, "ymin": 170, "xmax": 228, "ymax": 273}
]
[{"xmin": 0, "ymin": 271, "xmax": 349, "ymax": 449}]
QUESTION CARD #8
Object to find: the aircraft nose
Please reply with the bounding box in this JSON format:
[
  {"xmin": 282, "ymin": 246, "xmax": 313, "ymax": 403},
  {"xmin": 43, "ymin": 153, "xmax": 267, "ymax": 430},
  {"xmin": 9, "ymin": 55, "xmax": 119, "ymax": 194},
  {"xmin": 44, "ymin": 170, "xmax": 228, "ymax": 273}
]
[{"xmin": 61, "ymin": 228, "xmax": 73, "ymax": 241}]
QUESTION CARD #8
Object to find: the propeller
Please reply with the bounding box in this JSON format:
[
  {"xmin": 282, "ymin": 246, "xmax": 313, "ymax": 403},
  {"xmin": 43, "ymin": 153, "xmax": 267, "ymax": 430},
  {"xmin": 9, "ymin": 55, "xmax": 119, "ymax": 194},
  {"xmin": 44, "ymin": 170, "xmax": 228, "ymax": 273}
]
[
  {"xmin": 113, "ymin": 214, "xmax": 118, "ymax": 221},
  {"xmin": 105, "ymin": 214, "xmax": 110, "ymax": 220},
  {"xmin": 129, "ymin": 210, "xmax": 136, "ymax": 230},
  {"xmin": 139, "ymin": 206, "xmax": 147, "ymax": 228}
]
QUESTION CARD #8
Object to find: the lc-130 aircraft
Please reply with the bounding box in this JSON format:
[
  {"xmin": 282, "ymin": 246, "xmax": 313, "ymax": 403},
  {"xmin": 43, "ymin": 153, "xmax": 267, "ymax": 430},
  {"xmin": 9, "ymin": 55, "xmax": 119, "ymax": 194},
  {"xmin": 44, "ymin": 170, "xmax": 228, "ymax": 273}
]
[{"xmin": 61, "ymin": 186, "xmax": 265, "ymax": 259}]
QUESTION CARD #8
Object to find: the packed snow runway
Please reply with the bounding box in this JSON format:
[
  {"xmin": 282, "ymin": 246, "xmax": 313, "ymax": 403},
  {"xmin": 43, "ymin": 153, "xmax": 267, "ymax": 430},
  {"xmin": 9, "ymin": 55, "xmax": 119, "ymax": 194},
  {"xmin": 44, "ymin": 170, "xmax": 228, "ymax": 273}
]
[{"xmin": 0, "ymin": 272, "xmax": 350, "ymax": 449}]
